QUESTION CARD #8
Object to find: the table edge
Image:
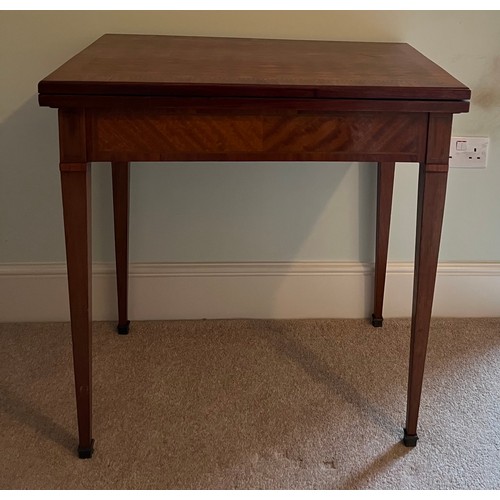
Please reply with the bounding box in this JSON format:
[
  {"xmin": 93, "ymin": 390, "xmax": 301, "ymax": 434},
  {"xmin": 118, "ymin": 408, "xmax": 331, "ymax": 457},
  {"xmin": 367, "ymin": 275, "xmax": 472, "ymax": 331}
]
[{"xmin": 38, "ymin": 93, "xmax": 470, "ymax": 114}]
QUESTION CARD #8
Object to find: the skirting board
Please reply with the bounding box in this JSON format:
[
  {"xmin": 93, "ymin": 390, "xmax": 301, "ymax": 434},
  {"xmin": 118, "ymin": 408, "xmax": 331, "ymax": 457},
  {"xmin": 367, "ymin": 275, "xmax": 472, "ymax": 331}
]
[{"xmin": 1, "ymin": 261, "xmax": 500, "ymax": 322}]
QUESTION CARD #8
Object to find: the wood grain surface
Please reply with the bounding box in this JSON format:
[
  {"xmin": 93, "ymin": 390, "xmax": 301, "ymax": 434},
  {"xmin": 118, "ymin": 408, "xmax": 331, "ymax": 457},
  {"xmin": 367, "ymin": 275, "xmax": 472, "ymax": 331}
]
[
  {"xmin": 89, "ymin": 109, "xmax": 427, "ymax": 162},
  {"xmin": 38, "ymin": 34, "xmax": 471, "ymax": 101}
]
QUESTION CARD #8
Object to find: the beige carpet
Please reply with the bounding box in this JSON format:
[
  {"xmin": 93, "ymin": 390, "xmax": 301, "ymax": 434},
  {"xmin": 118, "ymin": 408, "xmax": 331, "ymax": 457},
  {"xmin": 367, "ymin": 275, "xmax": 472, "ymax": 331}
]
[{"xmin": 1, "ymin": 317, "xmax": 499, "ymax": 489}]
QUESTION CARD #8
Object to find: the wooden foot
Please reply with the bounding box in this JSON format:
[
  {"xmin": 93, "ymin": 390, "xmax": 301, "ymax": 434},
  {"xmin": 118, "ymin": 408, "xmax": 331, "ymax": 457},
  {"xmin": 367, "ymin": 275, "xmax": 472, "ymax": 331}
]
[
  {"xmin": 371, "ymin": 314, "xmax": 383, "ymax": 328},
  {"xmin": 78, "ymin": 439, "xmax": 95, "ymax": 459},
  {"xmin": 403, "ymin": 429, "xmax": 418, "ymax": 447}
]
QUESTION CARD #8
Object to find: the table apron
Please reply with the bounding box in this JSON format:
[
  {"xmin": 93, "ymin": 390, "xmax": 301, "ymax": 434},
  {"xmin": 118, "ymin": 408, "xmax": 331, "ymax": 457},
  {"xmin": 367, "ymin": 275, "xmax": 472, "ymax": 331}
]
[{"xmin": 86, "ymin": 109, "xmax": 428, "ymax": 163}]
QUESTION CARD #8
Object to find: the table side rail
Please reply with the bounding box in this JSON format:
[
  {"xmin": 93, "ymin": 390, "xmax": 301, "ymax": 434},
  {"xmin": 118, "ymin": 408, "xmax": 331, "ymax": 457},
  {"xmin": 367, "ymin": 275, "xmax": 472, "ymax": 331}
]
[{"xmin": 86, "ymin": 108, "xmax": 429, "ymax": 163}]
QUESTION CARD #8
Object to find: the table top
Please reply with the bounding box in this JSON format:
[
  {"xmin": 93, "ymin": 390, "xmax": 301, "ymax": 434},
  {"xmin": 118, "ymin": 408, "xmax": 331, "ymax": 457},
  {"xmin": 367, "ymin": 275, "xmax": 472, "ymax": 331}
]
[{"xmin": 38, "ymin": 34, "xmax": 470, "ymax": 102}]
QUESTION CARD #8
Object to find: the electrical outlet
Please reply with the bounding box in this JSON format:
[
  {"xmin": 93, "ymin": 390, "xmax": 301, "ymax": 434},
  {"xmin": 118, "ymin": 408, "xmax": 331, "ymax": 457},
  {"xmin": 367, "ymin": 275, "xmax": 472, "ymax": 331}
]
[{"xmin": 449, "ymin": 136, "xmax": 489, "ymax": 168}]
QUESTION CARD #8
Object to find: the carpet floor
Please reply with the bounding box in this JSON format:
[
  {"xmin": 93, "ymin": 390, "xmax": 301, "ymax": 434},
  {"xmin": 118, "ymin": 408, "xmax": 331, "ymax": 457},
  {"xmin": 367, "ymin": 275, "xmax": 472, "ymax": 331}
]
[{"xmin": 1, "ymin": 318, "xmax": 499, "ymax": 489}]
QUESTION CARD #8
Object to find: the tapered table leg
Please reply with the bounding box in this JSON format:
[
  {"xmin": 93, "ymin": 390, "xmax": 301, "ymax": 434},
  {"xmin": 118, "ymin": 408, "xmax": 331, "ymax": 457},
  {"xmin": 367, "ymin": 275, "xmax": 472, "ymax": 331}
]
[
  {"xmin": 403, "ymin": 113, "xmax": 452, "ymax": 447},
  {"xmin": 372, "ymin": 162, "xmax": 395, "ymax": 327},
  {"xmin": 61, "ymin": 162, "xmax": 94, "ymax": 459},
  {"xmin": 112, "ymin": 162, "xmax": 130, "ymax": 335},
  {"xmin": 404, "ymin": 161, "xmax": 448, "ymax": 447}
]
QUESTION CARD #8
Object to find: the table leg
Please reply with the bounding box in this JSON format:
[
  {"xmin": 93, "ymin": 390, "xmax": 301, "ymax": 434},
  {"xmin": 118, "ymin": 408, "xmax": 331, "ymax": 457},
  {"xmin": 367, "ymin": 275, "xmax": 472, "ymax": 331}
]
[
  {"xmin": 372, "ymin": 162, "xmax": 395, "ymax": 327},
  {"xmin": 112, "ymin": 162, "xmax": 130, "ymax": 335},
  {"xmin": 60, "ymin": 162, "xmax": 94, "ymax": 459},
  {"xmin": 404, "ymin": 161, "xmax": 448, "ymax": 447}
]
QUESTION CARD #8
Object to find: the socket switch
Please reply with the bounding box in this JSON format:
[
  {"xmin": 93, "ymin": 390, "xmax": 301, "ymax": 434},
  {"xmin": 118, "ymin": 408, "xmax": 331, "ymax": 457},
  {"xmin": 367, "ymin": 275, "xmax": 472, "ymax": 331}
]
[{"xmin": 449, "ymin": 136, "xmax": 489, "ymax": 168}]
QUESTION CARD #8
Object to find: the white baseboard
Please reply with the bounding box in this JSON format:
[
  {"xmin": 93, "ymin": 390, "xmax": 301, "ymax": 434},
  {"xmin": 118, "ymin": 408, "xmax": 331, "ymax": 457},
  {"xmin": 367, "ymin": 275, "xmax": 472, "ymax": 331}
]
[{"xmin": 1, "ymin": 261, "xmax": 499, "ymax": 322}]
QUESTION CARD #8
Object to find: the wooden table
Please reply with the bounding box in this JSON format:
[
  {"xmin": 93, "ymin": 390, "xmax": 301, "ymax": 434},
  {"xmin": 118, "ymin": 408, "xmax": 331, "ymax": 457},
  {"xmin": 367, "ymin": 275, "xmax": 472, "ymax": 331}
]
[{"xmin": 38, "ymin": 34, "xmax": 470, "ymax": 458}]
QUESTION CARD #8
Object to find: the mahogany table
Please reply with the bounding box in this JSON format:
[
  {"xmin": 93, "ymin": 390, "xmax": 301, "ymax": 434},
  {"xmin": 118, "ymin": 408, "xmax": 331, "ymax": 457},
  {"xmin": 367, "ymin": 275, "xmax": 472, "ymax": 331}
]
[{"xmin": 38, "ymin": 34, "xmax": 470, "ymax": 458}]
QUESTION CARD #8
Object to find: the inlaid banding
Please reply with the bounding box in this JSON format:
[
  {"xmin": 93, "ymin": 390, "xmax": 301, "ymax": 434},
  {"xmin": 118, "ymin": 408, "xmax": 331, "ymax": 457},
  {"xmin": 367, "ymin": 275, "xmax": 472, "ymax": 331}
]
[{"xmin": 89, "ymin": 109, "xmax": 427, "ymax": 162}]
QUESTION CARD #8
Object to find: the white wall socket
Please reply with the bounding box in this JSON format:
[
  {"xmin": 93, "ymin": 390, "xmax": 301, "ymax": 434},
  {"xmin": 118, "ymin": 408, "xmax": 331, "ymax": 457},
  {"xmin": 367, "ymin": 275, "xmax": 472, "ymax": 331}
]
[{"xmin": 449, "ymin": 136, "xmax": 489, "ymax": 168}]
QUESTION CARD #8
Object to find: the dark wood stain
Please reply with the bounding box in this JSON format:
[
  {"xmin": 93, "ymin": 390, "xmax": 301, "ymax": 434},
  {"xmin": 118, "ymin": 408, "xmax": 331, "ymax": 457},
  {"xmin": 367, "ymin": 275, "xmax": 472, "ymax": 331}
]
[
  {"xmin": 39, "ymin": 34, "xmax": 471, "ymax": 101},
  {"xmin": 39, "ymin": 34, "xmax": 471, "ymax": 458},
  {"xmin": 88, "ymin": 109, "xmax": 427, "ymax": 162}
]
